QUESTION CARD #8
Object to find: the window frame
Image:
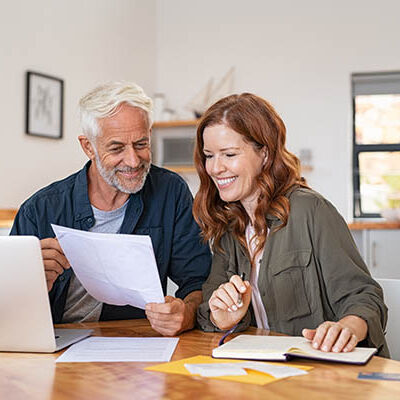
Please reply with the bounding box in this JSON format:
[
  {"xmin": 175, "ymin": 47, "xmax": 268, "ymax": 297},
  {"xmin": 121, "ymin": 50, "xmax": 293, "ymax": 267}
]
[{"xmin": 352, "ymin": 71, "xmax": 400, "ymax": 218}]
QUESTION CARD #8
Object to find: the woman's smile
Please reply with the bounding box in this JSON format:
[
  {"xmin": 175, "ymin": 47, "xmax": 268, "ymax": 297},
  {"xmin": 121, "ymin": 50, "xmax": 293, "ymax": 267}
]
[
  {"xmin": 203, "ymin": 123, "xmax": 265, "ymax": 216},
  {"xmin": 215, "ymin": 176, "xmax": 237, "ymax": 189}
]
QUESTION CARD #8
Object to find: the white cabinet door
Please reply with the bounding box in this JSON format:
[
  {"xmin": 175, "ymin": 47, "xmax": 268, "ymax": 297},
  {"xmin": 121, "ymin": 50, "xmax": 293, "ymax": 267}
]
[
  {"xmin": 350, "ymin": 230, "xmax": 366, "ymax": 262},
  {"xmin": 368, "ymin": 230, "xmax": 400, "ymax": 279}
]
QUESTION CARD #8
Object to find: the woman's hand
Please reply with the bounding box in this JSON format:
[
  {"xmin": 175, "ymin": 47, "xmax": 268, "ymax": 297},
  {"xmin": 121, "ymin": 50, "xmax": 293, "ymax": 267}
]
[
  {"xmin": 209, "ymin": 275, "xmax": 252, "ymax": 331},
  {"xmin": 302, "ymin": 315, "xmax": 368, "ymax": 353}
]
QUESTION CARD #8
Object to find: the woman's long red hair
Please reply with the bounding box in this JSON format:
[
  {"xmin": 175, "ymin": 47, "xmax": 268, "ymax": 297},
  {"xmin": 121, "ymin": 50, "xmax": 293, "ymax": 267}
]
[{"xmin": 193, "ymin": 93, "xmax": 309, "ymax": 257}]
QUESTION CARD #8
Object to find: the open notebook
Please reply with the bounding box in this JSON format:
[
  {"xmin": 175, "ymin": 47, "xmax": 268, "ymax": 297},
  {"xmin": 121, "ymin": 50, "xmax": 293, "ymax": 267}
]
[{"xmin": 212, "ymin": 335, "xmax": 377, "ymax": 365}]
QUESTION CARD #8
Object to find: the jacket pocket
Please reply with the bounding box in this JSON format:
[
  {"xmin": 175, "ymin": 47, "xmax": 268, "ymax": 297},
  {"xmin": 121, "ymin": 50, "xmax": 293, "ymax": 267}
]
[{"xmin": 270, "ymin": 249, "xmax": 312, "ymax": 321}]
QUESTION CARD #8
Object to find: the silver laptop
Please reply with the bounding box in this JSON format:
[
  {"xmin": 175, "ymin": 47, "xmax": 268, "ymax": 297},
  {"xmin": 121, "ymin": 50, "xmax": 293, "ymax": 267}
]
[{"xmin": 0, "ymin": 236, "xmax": 92, "ymax": 352}]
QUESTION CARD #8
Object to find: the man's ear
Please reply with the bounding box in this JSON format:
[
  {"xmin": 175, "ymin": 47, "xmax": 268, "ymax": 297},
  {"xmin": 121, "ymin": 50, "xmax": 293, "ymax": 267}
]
[{"xmin": 78, "ymin": 135, "xmax": 96, "ymax": 161}]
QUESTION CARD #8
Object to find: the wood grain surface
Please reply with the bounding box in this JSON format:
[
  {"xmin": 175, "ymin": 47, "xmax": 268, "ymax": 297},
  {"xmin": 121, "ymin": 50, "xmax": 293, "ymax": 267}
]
[
  {"xmin": 0, "ymin": 208, "xmax": 17, "ymax": 228},
  {"xmin": 0, "ymin": 319, "xmax": 399, "ymax": 400}
]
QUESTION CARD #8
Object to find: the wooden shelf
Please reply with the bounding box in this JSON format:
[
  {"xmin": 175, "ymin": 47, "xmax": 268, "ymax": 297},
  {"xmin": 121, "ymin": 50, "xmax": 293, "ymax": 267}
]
[
  {"xmin": 153, "ymin": 119, "xmax": 199, "ymax": 128},
  {"xmin": 164, "ymin": 165, "xmax": 197, "ymax": 174},
  {"xmin": 0, "ymin": 209, "xmax": 17, "ymax": 228},
  {"xmin": 166, "ymin": 164, "xmax": 313, "ymax": 175},
  {"xmin": 0, "ymin": 220, "xmax": 14, "ymax": 228},
  {"xmin": 348, "ymin": 221, "xmax": 400, "ymax": 230}
]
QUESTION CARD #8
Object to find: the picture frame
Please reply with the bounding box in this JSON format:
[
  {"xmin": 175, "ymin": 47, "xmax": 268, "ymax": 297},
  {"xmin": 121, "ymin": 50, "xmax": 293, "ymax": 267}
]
[{"xmin": 25, "ymin": 71, "xmax": 64, "ymax": 139}]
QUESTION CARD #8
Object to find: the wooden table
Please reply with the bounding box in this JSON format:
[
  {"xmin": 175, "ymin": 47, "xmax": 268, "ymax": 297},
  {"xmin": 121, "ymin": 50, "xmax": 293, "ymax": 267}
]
[{"xmin": 1, "ymin": 319, "xmax": 399, "ymax": 400}]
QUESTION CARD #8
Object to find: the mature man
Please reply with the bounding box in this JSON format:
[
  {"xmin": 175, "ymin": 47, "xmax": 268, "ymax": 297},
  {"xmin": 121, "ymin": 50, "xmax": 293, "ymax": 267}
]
[{"xmin": 11, "ymin": 81, "xmax": 211, "ymax": 336}]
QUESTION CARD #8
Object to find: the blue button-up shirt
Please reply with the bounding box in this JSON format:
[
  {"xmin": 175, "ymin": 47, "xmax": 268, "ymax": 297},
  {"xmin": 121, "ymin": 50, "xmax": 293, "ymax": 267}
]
[{"xmin": 11, "ymin": 162, "xmax": 211, "ymax": 323}]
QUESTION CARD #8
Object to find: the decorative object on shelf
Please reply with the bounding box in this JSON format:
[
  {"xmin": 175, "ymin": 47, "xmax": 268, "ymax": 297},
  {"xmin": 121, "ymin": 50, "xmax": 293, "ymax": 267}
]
[
  {"xmin": 25, "ymin": 71, "xmax": 63, "ymax": 139},
  {"xmin": 186, "ymin": 67, "xmax": 235, "ymax": 118},
  {"xmin": 153, "ymin": 92, "xmax": 177, "ymax": 122},
  {"xmin": 298, "ymin": 148, "xmax": 313, "ymax": 172},
  {"xmin": 153, "ymin": 93, "xmax": 166, "ymax": 121},
  {"xmin": 161, "ymin": 108, "xmax": 176, "ymax": 122},
  {"xmin": 186, "ymin": 78, "xmax": 214, "ymax": 119}
]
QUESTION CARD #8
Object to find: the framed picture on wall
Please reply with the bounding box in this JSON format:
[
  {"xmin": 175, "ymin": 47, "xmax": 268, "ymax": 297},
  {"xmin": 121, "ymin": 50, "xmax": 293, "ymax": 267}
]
[{"xmin": 25, "ymin": 71, "xmax": 64, "ymax": 139}]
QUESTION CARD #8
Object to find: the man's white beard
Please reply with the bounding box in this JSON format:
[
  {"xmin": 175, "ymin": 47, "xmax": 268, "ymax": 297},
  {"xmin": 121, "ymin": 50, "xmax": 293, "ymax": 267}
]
[{"xmin": 93, "ymin": 148, "xmax": 151, "ymax": 194}]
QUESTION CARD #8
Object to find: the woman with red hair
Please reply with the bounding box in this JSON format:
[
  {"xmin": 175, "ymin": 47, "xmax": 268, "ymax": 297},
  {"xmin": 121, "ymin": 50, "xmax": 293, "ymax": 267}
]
[{"xmin": 194, "ymin": 93, "xmax": 388, "ymax": 356}]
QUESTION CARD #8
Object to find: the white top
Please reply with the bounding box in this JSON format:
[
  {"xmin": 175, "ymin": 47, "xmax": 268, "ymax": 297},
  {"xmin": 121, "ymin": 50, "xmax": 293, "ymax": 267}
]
[{"xmin": 245, "ymin": 224, "xmax": 269, "ymax": 330}]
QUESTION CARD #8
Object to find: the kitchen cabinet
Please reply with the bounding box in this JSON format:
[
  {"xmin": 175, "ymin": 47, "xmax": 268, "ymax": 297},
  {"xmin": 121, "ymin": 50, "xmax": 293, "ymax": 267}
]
[{"xmin": 349, "ymin": 222, "xmax": 400, "ymax": 279}]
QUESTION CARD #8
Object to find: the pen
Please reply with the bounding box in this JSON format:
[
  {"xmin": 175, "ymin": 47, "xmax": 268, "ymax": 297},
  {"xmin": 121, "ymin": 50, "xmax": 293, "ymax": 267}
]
[
  {"xmin": 218, "ymin": 272, "xmax": 247, "ymax": 346},
  {"xmin": 237, "ymin": 272, "xmax": 246, "ymax": 307},
  {"xmin": 218, "ymin": 323, "xmax": 238, "ymax": 346}
]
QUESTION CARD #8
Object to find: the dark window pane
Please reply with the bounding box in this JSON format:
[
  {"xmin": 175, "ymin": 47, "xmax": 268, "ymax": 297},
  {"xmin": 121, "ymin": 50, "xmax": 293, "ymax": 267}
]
[{"xmin": 355, "ymin": 95, "xmax": 400, "ymax": 144}]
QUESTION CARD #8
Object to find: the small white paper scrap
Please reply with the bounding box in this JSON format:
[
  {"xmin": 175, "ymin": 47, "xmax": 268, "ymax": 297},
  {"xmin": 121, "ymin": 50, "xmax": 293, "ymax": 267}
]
[
  {"xmin": 184, "ymin": 362, "xmax": 308, "ymax": 378},
  {"xmin": 56, "ymin": 337, "xmax": 179, "ymax": 363},
  {"xmin": 184, "ymin": 363, "xmax": 247, "ymax": 377},
  {"xmin": 241, "ymin": 362, "xmax": 308, "ymax": 378}
]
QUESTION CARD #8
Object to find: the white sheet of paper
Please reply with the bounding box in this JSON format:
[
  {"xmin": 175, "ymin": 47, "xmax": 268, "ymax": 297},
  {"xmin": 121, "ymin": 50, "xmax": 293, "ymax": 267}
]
[
  {"xmin": 51, "ymin": 224, "xmax": 164, "ymax": 309},
  {"xmin": 184, "ymin": 362, "xmax": 308, "ymax": 378},
  {"xmin": 56, "ymin": 337, "xmax": 179, "ymax": 363}
]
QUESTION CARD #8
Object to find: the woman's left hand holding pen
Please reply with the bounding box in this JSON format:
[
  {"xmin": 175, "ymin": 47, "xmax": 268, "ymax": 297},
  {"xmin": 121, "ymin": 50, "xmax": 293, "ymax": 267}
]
[{"xmin": 209, "ymin": 274, "xmax": 252, "ymax": 331}]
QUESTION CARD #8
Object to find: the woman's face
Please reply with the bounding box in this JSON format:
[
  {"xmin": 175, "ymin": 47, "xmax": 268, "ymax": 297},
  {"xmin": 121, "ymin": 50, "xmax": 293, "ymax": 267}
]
[{"xmin": 203, "ymin": 123, "xmax": 265, "ymax": 207}]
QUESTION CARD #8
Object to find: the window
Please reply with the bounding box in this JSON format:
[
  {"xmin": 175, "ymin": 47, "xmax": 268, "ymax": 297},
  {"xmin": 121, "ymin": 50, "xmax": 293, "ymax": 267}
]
[{"xmin": 352, "ymin": 72, "xmax": 400, "ymax": 218}]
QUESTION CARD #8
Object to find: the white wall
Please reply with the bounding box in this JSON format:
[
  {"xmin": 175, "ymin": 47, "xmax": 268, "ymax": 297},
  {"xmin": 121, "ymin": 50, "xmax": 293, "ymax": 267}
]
[
  {"xmin": 3, "ymin": 0, "xmax": 400, "ymax": 218},
  {"xmin": 155, "ymin": 0, "xmax": 400, "ymax": 219},
  {"xmin": 0, "ymin": 0, "xmax": 156, "ymax": 208}
]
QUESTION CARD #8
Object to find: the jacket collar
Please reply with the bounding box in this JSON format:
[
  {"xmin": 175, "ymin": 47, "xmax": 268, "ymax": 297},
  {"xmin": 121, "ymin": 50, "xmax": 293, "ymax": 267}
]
[
  {"xmin": 73, "ymin": 161, "xmax": 94, "ymax": 222},
  {"xmin": 265, "ymin": 185, "xmax": 299, "ymax": 226}
]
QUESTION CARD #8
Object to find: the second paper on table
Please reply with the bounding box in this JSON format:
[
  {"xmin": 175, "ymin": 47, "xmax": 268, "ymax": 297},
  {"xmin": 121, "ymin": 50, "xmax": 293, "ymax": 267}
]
[{"xmin": 51, "ymin": 224, "xmax": 164, "ymax": 308}]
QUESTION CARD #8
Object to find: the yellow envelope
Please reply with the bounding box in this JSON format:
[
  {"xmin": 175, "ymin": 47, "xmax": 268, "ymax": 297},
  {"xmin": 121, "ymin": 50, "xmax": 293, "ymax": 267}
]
[{"xmin": 145, "ymin": 355, "xmax": 313, "ymax": 385}]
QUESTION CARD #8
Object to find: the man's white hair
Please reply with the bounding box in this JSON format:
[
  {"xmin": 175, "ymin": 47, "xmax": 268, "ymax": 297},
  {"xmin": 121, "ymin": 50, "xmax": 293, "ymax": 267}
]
[{"xmin": 79, "ymin": 81, "xmax": 153, "ymax": 141}]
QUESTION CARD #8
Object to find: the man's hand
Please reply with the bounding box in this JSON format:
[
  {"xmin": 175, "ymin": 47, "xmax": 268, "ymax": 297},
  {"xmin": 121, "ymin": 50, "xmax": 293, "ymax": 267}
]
[
  {"xmin": 40, "ymin": 238, "xmax": 70, "ymax": 292},
  {"xmin": 145, "ymin": 291, "xmax": 202, "ymax": 336}
]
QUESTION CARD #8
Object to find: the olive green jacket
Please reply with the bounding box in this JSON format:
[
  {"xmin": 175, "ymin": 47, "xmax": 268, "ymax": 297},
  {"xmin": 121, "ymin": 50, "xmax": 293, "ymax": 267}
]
[{"xmin": 197, "ymin": 188, "xmax": 389, "ymax": 357}]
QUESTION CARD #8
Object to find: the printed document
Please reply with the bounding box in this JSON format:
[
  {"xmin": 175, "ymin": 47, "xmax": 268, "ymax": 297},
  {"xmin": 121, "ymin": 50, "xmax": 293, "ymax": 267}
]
[
  {"xmin": 51, "ymin": 224, "xmax": 164, "ymax": 309},
  {"xmin": 56, "ymin": 337, "xmax": 179, "ymax": 362}
]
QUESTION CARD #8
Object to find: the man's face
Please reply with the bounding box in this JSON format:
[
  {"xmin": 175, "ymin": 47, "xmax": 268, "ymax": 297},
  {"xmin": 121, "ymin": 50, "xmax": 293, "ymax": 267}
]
[{"xmin": 92, "ymin": 104, "xmax": 152, "ymax": 194}]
